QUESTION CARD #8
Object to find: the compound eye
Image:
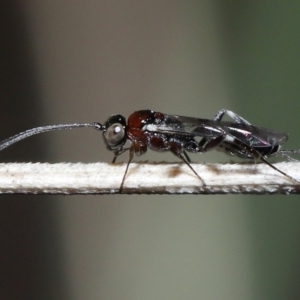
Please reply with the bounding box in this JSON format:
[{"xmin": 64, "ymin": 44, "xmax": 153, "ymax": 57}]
[{"xmin": 104, "ymin": 123, "xmax": 125, "ymax": 146}]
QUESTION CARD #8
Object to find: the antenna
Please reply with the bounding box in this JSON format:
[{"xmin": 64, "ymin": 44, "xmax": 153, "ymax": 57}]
[{"xmin": 0, "ymin": 122, "xmax": 104, "ymax": 151}]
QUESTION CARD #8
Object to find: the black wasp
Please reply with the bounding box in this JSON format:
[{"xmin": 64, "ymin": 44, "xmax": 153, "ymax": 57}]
[{"xmin": 0, "ymin": 109, "xmax": 299, "ymax": 192}]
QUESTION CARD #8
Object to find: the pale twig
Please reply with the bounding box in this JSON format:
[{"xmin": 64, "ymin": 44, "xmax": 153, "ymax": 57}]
[{"xmin": 0, "ymin": 162, "xmax": 299, "ymax": 195}]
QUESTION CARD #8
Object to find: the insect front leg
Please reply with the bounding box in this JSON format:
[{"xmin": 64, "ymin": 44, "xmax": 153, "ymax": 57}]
[
  {"xmin": 112, "ymin": 147, "xmax": 130, "ymax": 163},
  {"xmin": 119, "ymin": 144, "xmax": 135, "ymax": 192},
  {"xmin": 119, "ymin": 141, "xmax": 147, "ymax": 192}
]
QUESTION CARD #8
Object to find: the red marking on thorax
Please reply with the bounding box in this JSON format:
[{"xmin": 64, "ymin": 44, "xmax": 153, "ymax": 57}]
[
  {"xmin": 126, "ymin": 110, "xmax": 167, "ymax": 156},
  {"xmin": 127, "ymin": 110, "xmax": 152, "ymax": 128}
]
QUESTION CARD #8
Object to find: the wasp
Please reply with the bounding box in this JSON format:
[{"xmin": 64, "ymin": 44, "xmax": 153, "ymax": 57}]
[{"xmin": 0, "ymin": 109, "xmax": 299, "ymax": 191}]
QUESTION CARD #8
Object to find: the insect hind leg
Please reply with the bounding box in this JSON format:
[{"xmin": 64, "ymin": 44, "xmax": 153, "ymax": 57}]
[
  {"xmin": 199, "ymin": 109, "xmax": 252, "ymax": 148},
  {"xmin": 229, "ymin": 136, "xmax": 300, "ymax": 184},
  {"xmin": 197, "ymin": 134, "xmax": 226, "ymax": 156},
  {"xmin": 213, "ymin": 109, "xmax": 252, "ymax": 125}
]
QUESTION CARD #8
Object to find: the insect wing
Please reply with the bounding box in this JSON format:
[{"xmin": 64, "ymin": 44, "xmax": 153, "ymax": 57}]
[
  {"xmin": 144, "ymin": 114, "xmax": 225, "ymax": 139},
  {"xmin": 221, "ymin": 123, "xmax": 288, "ymax": 148},
  {"xmin": 144, "ymin": 113, "xmax": 288, "ymax": 148}
]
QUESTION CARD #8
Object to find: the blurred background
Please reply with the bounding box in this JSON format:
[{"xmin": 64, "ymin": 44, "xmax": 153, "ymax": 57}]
[{"xmin": 1, "ymin": 1, "xmax": 300, "ymax": 299}]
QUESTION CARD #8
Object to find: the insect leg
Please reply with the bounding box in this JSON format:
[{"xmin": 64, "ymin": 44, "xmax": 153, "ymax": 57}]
[
  {"xmin": 212, "ymin": 109, "xmax": 252, "ymax": 125},
  {"xmin": 257, "ymin": 155, "xmax": 299, "ymax": 184},
  {"xmin": 212, "ymin": 109, "xmax": 226, "ymax": 122},
  {"xmin": 183, "ymin": 150, "xmax": 191, "ymax": 162},
  {"xmin": 169, "ymin": 143, "xmax": 205, "ymax": 185},
  {"xmin": 119, "ymin": 145, "xmax": 135, "ymax": 192},
  {"xmin": 229, "ymin": 136, "xmax": 300, "ymax": 184},
  {"xmin": 198, "ymin": 134, "xmax": 226, "ymax": 152},
  {"xmin": 112, "ymin": 148, "xmax": 130, "ymax": 163},
  {"xmin": 198, "ymin": 109, "xmax": 252, "ymax": 147},
  {"xmin": 197, "ymin": 110, "xmax": 226, "ymax": 146}
]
